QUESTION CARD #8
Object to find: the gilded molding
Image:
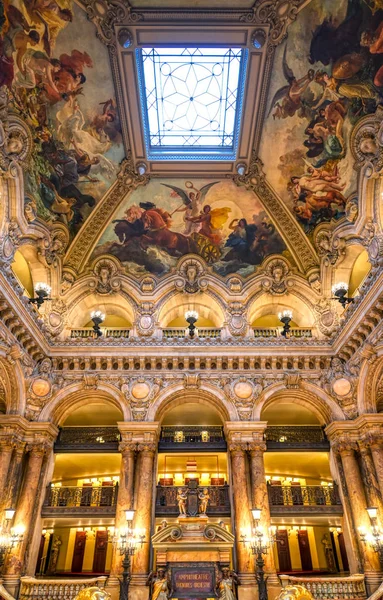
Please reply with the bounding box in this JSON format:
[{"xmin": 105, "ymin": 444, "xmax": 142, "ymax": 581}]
[{"xmin": 239, "ymin": 0, "xmax": 309, "ymax": 46}]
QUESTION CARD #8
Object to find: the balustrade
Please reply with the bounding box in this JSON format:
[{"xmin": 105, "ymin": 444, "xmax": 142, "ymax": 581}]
[
  {"xmin": 253, "ymin": 327, "xmax": 312, "ymax": 338},
  {"xmin": 155, "ymin": 484, "xmax": 230, "ymax": 516},
  {"xmin": 19, "ymin": 576, "xmax": 107, "ymax": 600},
  {"xmin": 265, "ymin": 426, "xmax": 329, "ymax": 450},
  {"xmin": 279, "ymin": 574, "xmax": 366, "ymax": 600},
  {"xmin": 0, "ymin": 584, "xmax": 16, "ymax": 600},
  {"xmin": 70, "ymin": 328, "xmax": 130, "ymax": 339},
  {"xmin": 42, "ymin": 485, "xmax": 118, "ymax": 516},
  {"xmin": 162, "ymin": 327, "xmax": 221, "ymax": 339},
  {"xmin": 268, "ymin": 483, "xmax": 342, "ymax": 513},
  {"xmin": 159, "ymin": 426, "xmax": 226, "ymax": 450},
  {"xmin": 55, "ymin": 427, "xmax": 120, "ymax": 452}
]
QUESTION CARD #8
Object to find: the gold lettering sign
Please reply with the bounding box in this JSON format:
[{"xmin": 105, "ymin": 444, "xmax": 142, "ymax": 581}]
[{"xmin": 173, "ymin": 568, "xmax": 214, "ymax": 597}]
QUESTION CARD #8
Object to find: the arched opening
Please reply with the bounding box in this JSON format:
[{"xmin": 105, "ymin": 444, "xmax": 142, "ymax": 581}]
[
  {"xmin": 65, "ymin": 294, "xmax": 134, "ymax": 336},
  {"xmin": 261, "ymin": 401, "xmax": 322, "ymax": 425},
  {"xmin": 158, "ymin": 292, "xmax": 224, "ymax": 328},
  {"xmin": 162, "ymin": 402, "xmax": 222, "ymax": 426},
  {"xmin": 348, "ymin": 249, "xmax": 371, "ymax": 295},
  {"xmin": 334, "ymin": 245, "xmax": 371, "ymax": 297},
  {"xmin": 249, "ymin": 294, "xmax": 315, "ymax": 328},
  {"xmin": 43, "ymin": 396, "xmax": 123, "ymax": 577}
]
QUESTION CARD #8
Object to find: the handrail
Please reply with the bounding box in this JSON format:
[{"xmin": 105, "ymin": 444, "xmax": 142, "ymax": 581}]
[
  {"xmin": 70, "ymin": 328, "xmax": 130, "ymax": 339},
  {"xmin": 253, "ymin": 327, "xmax": 313, "ymax": 338},
  {"xmin": 19, "ymin": 576, "xmax": 107, "ymax": 600},
  {"xmin": 162, "ymin": 327, "xmax": 221, "ymax": 339},
  {"xmin": 268, "ymin": 483, "xmax": 341, "ymax": 507},
  {"xmin": 43, "ymin": 484, "xmax": 118, "ymax": 508},
  {"xmin": 279, "ymin": 574, "xmax": 366, "ymax": 600},
  {"xmin": 0, "ymin": 582, "xmax": 16, "ymax": 600},
  {"xmin": 367, "ymin": 581, "xmax": 383, "ymax": 600}
]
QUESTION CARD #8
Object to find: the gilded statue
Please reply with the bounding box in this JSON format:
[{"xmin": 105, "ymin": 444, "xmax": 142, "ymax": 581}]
[
  {"xmin": 216, "ymin": 568, "xmax": 239, "ymax": 600},
  {"xmin": 147, "ymin": 568, "xmax": 171, "ymax": 600},
  {"xmin": 276, "ymin": 585, "xmax": 314, "ymax": 600},
  {"xmin": 198, "ymin": 487, "xmax": 210, "ymax": 514},
  {"xmin": 177, "ymin": 488, "xmax": 187, "ymax": 515},
  {"xmin": 74, "ymin": 587, "xmax": 111, "ymax": 600}
]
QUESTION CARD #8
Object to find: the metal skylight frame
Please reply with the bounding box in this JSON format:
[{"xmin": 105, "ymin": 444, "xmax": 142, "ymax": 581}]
[{"xmin": 136, "ymin": 46, "xmax": 249, "ymax": 161}]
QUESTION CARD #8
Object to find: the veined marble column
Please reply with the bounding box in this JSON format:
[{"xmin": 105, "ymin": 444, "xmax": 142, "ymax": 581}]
[
  {"xmin": 131, "ymin": 443, "xmax": 156, "ymax": 588},
  {"xmin": 229, "ymin": 443, "xmax": 253, "ymax": 583},
  {"xmin": 249, "ymin": 442, "xmax": 278, "ymax": 585},
  {"xmin": 3, "ymin": 442, "xmax": 48, "ymax": 596},
  {"xmin": 0, "ymin": 439, "xmax": 15, "ymax": 507},
  {"xmin": 336, "ymin": 441, "xmax": 381, "ymax": 592},
  {"xmin": 109, "ymin": 442, "xmax": 136, "ymax": 584},
  {"xmin": 368, "ymin": 434, "xmax": 383, "ymax": 500},
  {"xmin": 4, "ymin": 441, "xmax": 25, "ymax": 509},
  {"xmin": 359, "ymin": 442, "xmax": 383, "ymax": 525}
]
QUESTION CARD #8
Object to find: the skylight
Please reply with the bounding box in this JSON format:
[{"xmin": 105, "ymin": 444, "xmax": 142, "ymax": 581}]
[{"xmin": 136, "ymin": 47, "xmax": 248, "ymax": 161}]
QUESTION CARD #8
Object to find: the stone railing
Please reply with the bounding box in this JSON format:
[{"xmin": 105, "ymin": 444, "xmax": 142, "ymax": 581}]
[
  {"xmin": 279, "ymin": 574, "xmax": 366, "ymax": 600},
  {"xmin": 19, "ymin": 576, "xmax": 107, "ymax": 600},
  {"xmin": 253, "ymin": 327, "xmax": 313, "ymax": 338},
  {"xmin": 55, "ymin": 426, "xmax": 120, "ymax": 452},
  {"xmin": 162, "ymin": 327, "xmax": 221, "ymax": 339},
  {"xmin": 0, "ymin": 582, "xmax": 16, "ymax": 600},
  {"xmin": 367, "ymin": 581, "xmax": 383, "ymax": 600},
  {"xmin": 155, "ymin": 484, "xmax": 230, "ymax": 516},
  {"xmin": 70, "ymin": 328, "xmax": 130, "ymax": 339},
  {"xmin": 42, "ymin": 484, "xmax": 118, "ymax": 517},
  {"xmin": 268, "ymin": 483, "xmax": 343, "ymax": 515},
  {"xmin": 159, "ymin": 426, "xmax": 226, "ymax": 450},
  {"xmin": 265, "ymin": 426, "xmax": 329, "ymax": 450}
]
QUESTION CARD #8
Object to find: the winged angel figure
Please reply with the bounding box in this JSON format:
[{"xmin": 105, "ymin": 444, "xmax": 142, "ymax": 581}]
[{"xmin": 268, "ymin": 45, "xmax": 315, "ymax": 120}]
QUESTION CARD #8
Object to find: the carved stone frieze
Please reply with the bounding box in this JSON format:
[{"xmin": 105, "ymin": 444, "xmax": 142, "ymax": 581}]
[
  {"xmin": 37, "ymin": 227, "xmax": 69, "ymax": 268},
  {"xmin": 0, "ymin": 88, "xmax": 33, "ymax": 175},
  {"xmin": 320, "ymin": 357, "xmax": 358, "ymax": 419},
  {"xmin": 314, "ymin": 299, "xmax": 339, "ymax": 337},
  {"xmin": 174, "ymin": 256, "xmax": 208, "ymax": 294},
  {"xmin": 120, "ymin": 376, "xmax": 162, "ymax": 420},
  {"xmin": 81, "ymin": 0, "xmax": 142, "ymax": 51},
  {"xmin": 350, "ymin": 105, "xmax": 383, "ymax": 177},
  {"xmin": 89, "ymin": 257, "xmax": 122, "ymax": 295},
  {"xmin": 43, "ymin": 299, "xmax": 68, "ymax": 337},
  {"xmin": 227, "ymin": 302, "xmax": 248, "ymax": 337},
  {"xmin": 222, "ymin": 376, "xmax": 262, "ymax": 420},
  {"xmin": 233, "ymin": 152, "xmax": 319, "ymax": 275},
  {"xmin": 260, "ymin": 256, "xmax": 293, "ymax": 295},
  {"xmin": 239, "ymin": 0, "xmax": 304, "ymax": 46},
  {"xmin": 136, "ymin": 302, "xmax": 156, "ymax": 337},
  {"xmin": 314, "ymin": 228, "xmax": 346, "ymax": 267},
  {"xmin": 64, "ymin": 154, "xmax": 150, "ymax": 273}
]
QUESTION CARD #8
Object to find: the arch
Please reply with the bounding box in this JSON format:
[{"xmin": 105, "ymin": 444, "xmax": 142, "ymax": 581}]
[
  {"xmin": 253, "ymin": 384, "xmax": 345, "ymax": 424},
  {"xmin": 248, "ymin": 292, "xmax": 316, "ymax": 327},
  {"xmin": 0, "ymin": 352, "xmax": 25, "ymax": 415},
  {"xmin": 11, "ymin": 250, "xmax": 34, "ymax": 297},
  {"xmin": 157, "ymin": 291, "xmax": 225, "ymax": 328},
  {"xmin": 65, "ymin": 291, "xmax": 135, "ymax": 328},
  {"xmin": 334, "ymin": 243, "xmax": 371, "ymax": 296},
  {"xmin": 358, "ymin": 356, "xmax": 383, "ymax": 414},
  {"xmin": 12, "ymin": 244, "xmax": 48, "ymax": 293},
  {"xmin": 147, "ymin": 384, "xmax": 237, "ymax": 423},
  {"xmin": 38, "ymin": 384, "xmax": 130, "ymax": 424}
]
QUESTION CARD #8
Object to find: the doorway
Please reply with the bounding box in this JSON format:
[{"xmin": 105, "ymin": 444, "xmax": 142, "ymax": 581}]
[
  {"xmin": 298, "ymin": 530, "xmax": 313, "ymax": 571},
  {"xmin": 276, "ymin": 529, "xmax": 292, "ymax": 572},
  {"xmin": 92, "ymin": 530, "xmax": 109, "ymax": 573},
  {"xmin": 72, "ymin": 531, "xmax": 86, "ymax": 573}
]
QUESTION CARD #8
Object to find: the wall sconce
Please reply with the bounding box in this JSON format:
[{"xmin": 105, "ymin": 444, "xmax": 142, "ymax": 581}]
[
  {"xmin": 29, "ymin": 282, "xmax": 51, "ymax": 308},
  {"xmin": 0, "ymin": 509, "xmax": 24, "ymax": 569},
  {"xmin": 278, "ymin": 310, "xmax": 293, "ymax": 338},
  {"xmin": 359, "ymin": 507, "xmax": 383, "ymax": 567},
  {"xmin": 185, "ymin": 310, "xmax": 198, "ymax": 338},
  {"xmin": 331, "ymin": 282, "xmax": 353, "ymax": 309},
  {"xmin": 90, "ymin": 310, "xmax": 105, "ymax": 337},
  {"xmin": 113, "ymin": 509, "xmax": 145, "ymax": 600}
]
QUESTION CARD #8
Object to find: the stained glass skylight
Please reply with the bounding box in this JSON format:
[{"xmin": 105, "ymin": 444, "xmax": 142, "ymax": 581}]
[{"xmin": 136, "ymin": 47, "xmax": 248, "ymax": 160}]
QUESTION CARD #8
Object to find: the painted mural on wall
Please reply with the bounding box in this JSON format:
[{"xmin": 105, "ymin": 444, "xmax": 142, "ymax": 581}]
[
  {"xmin": 260, "ymin": 0, "xmax": 383, "ymax": 233},
  {"xmin": 92, "ymin": 179, "xmax": 288, "ymax": 278},
  {"xmin": 0, "ymin": 0, "xmax": 124, "ymax": 237}
]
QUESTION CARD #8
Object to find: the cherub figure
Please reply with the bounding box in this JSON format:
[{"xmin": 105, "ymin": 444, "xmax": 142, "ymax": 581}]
[
  {"xmin": 177, "ymin": 488, "xmax": 187, "ymax": 515},
  {"xmin": 198, "ymin": 488, "xmax": 210, "ymax": 515}
]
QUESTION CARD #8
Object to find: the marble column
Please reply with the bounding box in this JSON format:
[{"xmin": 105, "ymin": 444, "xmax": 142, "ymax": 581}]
[
  {"xmin": 131, "ymin": 443, "xmax": 156, "ymax": 588},
  {"xmin": 4, "ymin": 441, "xmax": 25, "ymax": 510},
  {"xmin": 359, "ymin": 442, "xmax": 383, "ymax": 525},
  {"xmin": 336, "ymin": 441, "xmax": 381, "ymax": 593},
  {"xmin": 368, "ymin": 434, "xmax": 383, "ymax": 499},
  {"xmin": 249, "ymin": 442, "xmax": 278, "ymax": 585},
  {"xmin": 109, "ymin": 442, "xmax": 136, "ymax": 583},
  {"xmin": 0, "ymin": 439, "xmax": 15, "ymax": 508},
  {"xmin": 229, "ymin": 443, "xmax": 253, "ymax": 583},
  {"xmin": 3, "ymin": 442, "xmax": 47, "ymax": 595}
]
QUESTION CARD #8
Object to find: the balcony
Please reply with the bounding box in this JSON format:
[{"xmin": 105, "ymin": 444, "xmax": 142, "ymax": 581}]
[
  {"xmin": 253, "ymin": 327, "xmax": 313, "ymax": 338},
  {"xmin": 158, "ymin": 426, "xmax": 226, "ymax": 452},
  {"xmin": 70, "ymin": 328, "xmax": 130, "ymax": 339},
  {"xmin": 268, "ymin": 483, "xmax": 343, "ymax": 516},
  {"xmin": 54, "ymin": 427, "xmax": 120, "ymax": 453},
  {"xmin": 162, "ymin": 327, "xmax": 221, "ymax": 339},
  {"xmin": 155, "ymin": 484, "xmax": 230, "ymax": 516},
  {"xmin": 265, "ymin": 426, "xmax": 330, "ymax": 451},
  {"xmin": 42, "ymin": 485, "xmax": 118, "ymax": 517}
]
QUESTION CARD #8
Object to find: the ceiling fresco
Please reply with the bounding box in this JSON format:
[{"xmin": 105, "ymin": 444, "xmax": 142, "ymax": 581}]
[
  {"xmin": 260, "ymin": 0, "xmax": 382, "ymax": 234},
  {"xmin": 92, "ymin": 179, "xmax": 288, "ymax": 278},
  {"xmin": 1, "ymin": 0, "xmax": 124, "ymax": 238}
]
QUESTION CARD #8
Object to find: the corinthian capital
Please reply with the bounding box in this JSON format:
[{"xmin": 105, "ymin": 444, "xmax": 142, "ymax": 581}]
[
  {"xmin": 137, "ymin": 443, "xmax": 157, "ymax": 454},
  {"xmin": 331, "ymin": 438, "xmax": 358, "ymax": 456},
  {"xmin": 248, "ymin": 441, "xmax": 267, "ymax": 454},
  {"xmin": 229, "ymin": 442, "xmax": 248, "ymax": 454},
  {"xmin": 119, "ymin": 441, "xmax": 137, "ymax": 454}
]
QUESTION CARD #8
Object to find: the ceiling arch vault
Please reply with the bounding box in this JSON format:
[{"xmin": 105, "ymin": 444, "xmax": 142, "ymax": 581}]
[{"xmin": 0, "ymin": 0, "xmax": 382, "ymax": 433}]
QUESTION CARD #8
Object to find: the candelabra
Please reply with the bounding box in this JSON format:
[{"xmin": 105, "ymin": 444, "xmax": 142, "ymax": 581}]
[
  {"xmin": 331, "ymin": 282, "xmax": 354, "ymax": 309},
  {"xmin": 114, "ymin": 510, "xmax": 145, "ymax": 600},
  {"xmin": 359, "ymin": 507, "xmax": 383, "ymax": 568},
  {"xmin": 185, "ymin": 310, "xmax": 198, "ymax": 339},
  {"xmin": 0, "ymin": 509, "xmax": 24, "ymax": 571},
  {"xmin": 29, "ymin": 282, "xmax": 52, "ymax": 308},
  {"xmin": 91, "ymin": 310, "xmax": 105, "ymax": 337},
  {"xmin": 278, "ymin": 310, "xmax": 293, "ymax": 338},
  {"xmin": 240, "ymin": 508, "xmax": 272, "ymax": 600}
]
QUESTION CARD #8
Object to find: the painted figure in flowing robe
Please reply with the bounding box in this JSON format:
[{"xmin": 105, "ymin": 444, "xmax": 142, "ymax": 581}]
[
  {"xmin": 216, "ymin": 568, "xmax": 239, "ymax": 600},
  {"xmin": 147, "ymin": 568, "xmax": 171, "ymax": 600}
]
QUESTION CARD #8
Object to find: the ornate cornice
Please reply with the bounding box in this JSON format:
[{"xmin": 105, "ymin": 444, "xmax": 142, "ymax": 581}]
[{"xmin": 239, "ymin": 0, "xmax": 309, "ymax": 46}]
